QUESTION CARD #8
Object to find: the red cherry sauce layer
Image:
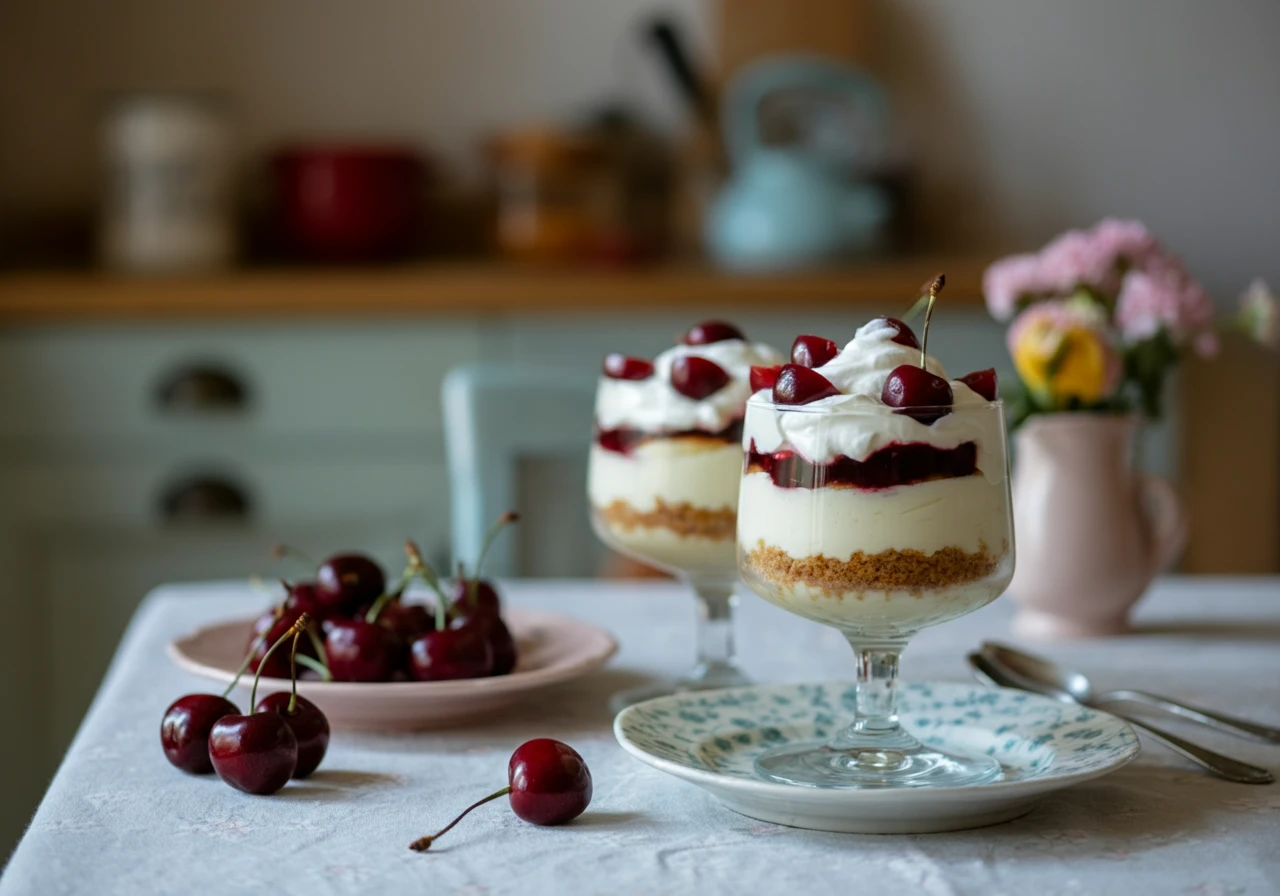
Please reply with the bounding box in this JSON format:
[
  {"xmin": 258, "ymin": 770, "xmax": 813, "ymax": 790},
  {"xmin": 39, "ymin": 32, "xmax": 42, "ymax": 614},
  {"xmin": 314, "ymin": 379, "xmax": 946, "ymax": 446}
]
[
  {"xmin": 597, "ymin": 419, "xmax": 744, "ymax": 456},
  {"xmin": 746, "ymin": 439, "xmax": 977, "ymax": 490}
]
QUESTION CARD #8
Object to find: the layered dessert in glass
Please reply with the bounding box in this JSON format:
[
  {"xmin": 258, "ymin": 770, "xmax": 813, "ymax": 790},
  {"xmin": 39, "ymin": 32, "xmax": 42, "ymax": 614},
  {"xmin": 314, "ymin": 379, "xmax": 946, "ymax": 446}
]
[
  {"xmin": 739, "ymin": 317, "xmax": 1012, "ymax": 637},
  {"xmin": 588, "ymin": 320, "xmax": 782, "ymax": 707},
  {"xmin": 736, "ymin": 289, "xmax": 1016, "ymax": 788}
]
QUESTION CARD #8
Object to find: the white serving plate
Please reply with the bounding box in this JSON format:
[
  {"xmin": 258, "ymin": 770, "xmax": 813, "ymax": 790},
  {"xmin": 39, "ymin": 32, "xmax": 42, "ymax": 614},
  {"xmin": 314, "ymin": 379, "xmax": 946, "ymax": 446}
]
[{"xmin": 615, "ymin": 680, "xmax": 1140, "ymax": 834}]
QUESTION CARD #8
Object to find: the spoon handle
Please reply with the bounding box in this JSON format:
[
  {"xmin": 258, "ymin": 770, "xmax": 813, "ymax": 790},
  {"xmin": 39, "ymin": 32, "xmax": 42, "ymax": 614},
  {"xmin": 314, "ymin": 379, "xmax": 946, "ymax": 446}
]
[
  {"xmin": 1123, "ymin": 717, "xmax": 1274, "ymax": 784},
  {"xmin": 1098, "ymin": 690, "xmax": 1280, "ymax": 744}
]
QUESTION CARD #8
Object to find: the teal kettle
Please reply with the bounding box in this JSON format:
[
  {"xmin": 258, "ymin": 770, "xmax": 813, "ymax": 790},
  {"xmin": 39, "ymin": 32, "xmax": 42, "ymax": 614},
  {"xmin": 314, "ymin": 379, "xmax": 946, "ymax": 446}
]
[{"xmin": 707, "ymin": 56, "xmax": 892, "ymax": 271}]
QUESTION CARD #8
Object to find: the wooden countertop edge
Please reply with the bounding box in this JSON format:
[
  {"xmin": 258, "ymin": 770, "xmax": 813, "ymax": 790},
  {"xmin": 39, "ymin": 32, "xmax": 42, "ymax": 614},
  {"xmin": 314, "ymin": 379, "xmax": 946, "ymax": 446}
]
[{"xmin": 0, "ymin": 258, "xmax": 992, "ymax": 320}]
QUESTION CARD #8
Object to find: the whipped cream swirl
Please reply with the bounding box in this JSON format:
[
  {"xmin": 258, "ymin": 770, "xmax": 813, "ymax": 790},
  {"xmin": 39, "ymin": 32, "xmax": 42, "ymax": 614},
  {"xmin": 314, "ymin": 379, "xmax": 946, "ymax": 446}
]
[
  {"xmin": 744, "ymin": 318, "xmax": 1004, "ymax": 479},
  {"xmin": 596, "ymin": 339, "xmax": 783, "ymax": 433}
]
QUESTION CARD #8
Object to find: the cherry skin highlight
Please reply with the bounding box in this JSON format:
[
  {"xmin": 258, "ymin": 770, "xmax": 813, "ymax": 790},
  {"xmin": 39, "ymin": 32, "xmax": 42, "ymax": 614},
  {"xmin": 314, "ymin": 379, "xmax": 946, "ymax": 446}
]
[
  {"xmin": 773, "ymin": 364, "xmax": 841, "ymax": 405},
  {"xmin": 160, "ymin": 694, "xmax": 240, "ymax": 774},
  {"xmin": 602, "ymin": 353, "xmax": 654, "ymax": 380}
]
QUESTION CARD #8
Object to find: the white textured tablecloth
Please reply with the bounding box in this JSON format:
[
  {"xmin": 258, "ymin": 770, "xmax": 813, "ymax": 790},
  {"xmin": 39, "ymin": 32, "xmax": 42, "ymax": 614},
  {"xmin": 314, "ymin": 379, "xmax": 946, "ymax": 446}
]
[{"xmin": 3, "ymin": 578, "xmax": 1279, "ymax": 895}]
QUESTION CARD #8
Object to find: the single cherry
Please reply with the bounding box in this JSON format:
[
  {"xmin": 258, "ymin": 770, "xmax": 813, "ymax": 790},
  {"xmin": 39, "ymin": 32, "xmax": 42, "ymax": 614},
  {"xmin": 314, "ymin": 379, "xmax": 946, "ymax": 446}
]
[
  {"xmin": 959, "ymin": 368, "xmax": 999, "ymax": 401},
  {"xmin": 791, "ymin": 335, "xmax": 839, "ymax": 368},
  {"xmin": 282, "ymin": 581, "xmax": 326, "ymax": 617},
  {"xmin": 409, "ymin": 619, "xmax": 495, "ymax": 681},
  {"xmin": 880, "ymin": 274, "xmax": 952, "ymax": 424},
  {"xmin": 882, "ymin": 364, "xmax": 954, "ymax": 424},
  {"xmin": 323, "ymin": 618, "xmax": 399, "ymax": 682},
  {"xmin": 879, "ymin": 317, "xmax": 921, "ymax": 349},
  {"xmin": 682, "ymin": 320, "xmax": 744, "ymax": 345},
  {"xmin": 161, "ymin": 694, "xmax": 240, "ymax": 774},
  {"xmin": 317, "ymin": 553, "xmax": 386, "ymax": 613},
  {"xmin": 209, "ymin": 615, "xmax": 312, "ymax": 794},
  {"xmin": 409, "ymin": 738, "xmax": 592, "ymax": 851},
  {"xmin": 448, "ymin": 579, "xmax": 501, "ymax": 622},
  {"xmin": 749, "ymin": 364, "xmax": 782, "ymax": 392},
  {"xmin": 602, "ymin": 353, "xmax": 654, "ymax": 380},
  {"xmin": 670, "ymin": 356, "xmax": 730, "ymax": 400},
  {"xmin": 247, "ymin": 605, "xmax": 314, "ymax": 679},
  {"xmin": 375, "ymin": 599, "xmax": 437, "ymax": 644},
  {"xmin": 255, "ymin": 693, "xmax": 329, "ymax": 778},
  {"xmin": 772, "ymin": 364, "xmax": 841, "ymax": 405}
]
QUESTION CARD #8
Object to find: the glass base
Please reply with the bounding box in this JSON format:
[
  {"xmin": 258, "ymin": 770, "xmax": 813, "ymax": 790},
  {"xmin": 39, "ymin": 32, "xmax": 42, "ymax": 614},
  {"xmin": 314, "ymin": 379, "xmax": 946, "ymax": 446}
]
[
  {"xmin": 755, "ymin": 739, "xmax": 1002, "ymax": 789},
  {"xmin": 609, "ymin": 662, "xmax": 751, "ymax": 714}
]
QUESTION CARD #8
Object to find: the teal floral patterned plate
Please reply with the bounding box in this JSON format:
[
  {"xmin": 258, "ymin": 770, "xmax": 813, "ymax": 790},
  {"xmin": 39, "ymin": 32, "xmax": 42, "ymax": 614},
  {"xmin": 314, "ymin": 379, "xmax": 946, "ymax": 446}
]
[{"xmin": 614, "ymin": 680, "xmax": 1140, "ymax": 833}]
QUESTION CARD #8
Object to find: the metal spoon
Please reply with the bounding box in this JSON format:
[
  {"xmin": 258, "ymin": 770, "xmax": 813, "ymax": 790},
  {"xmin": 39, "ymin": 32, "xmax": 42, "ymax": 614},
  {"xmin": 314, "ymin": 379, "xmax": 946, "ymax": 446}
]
[
  {"xmin": 983, "ymin": 641, "xmax": 1280, "ymax": 744},
  {"xmin": 968, "ymin": 650, "xmax": 1274, "ymax": 784}
]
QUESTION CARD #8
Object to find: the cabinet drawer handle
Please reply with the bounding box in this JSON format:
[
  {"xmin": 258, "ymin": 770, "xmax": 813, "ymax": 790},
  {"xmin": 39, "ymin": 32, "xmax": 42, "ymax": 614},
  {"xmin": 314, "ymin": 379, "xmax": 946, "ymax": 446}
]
[
  {"xmin": 160, "ymin": 475, "xmax": 251, "ymax": 523},
  {"xmin": 156, "ymin": 364, "xmax": 249, "ymax": 412}
]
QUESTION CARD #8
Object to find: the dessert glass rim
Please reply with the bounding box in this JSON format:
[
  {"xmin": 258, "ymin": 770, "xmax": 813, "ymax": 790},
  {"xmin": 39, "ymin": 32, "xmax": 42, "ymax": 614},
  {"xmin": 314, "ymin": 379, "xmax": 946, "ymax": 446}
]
[{"xmin": 745, "ymin": 394, "xmax": 1004, "ymax": 415}]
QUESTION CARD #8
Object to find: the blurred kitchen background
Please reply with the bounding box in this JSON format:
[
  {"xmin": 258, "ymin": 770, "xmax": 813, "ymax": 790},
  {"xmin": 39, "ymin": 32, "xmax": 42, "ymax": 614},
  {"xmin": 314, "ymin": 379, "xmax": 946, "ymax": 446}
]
[{"xmin": 1, "ymin": 0, "xmax": 1278, "ymax": 856}]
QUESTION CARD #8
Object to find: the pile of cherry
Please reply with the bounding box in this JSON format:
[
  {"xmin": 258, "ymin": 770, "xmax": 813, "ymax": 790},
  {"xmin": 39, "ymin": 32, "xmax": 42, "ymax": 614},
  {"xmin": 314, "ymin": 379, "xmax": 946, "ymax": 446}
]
[{"xmin": 160, "ymin": 512, "xmax": 523, "ymax": 796}]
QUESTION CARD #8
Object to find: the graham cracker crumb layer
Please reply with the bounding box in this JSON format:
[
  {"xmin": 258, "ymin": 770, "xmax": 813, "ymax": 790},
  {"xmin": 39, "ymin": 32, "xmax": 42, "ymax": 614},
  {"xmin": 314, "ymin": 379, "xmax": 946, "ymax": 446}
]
[
  {"xmin": 597, "ymin": 499, "xmax": 735, "ymax": 540},
  {"xmin": 745, "ymin": 540, "xmax": 1005, "ymax": 594}
]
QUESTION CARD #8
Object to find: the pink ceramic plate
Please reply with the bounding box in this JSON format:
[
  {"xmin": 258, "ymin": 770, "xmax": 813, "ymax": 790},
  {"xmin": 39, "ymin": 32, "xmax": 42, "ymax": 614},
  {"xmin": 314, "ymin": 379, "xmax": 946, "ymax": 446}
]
[{"xmin": 167, "ymin": 609, "xmax": 618, "ymax": 730}]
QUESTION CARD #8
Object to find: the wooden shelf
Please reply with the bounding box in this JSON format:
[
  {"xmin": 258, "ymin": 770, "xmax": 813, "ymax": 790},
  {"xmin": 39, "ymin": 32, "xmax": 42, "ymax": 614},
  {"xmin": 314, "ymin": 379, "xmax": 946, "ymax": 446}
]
[{"xmin": 0, "ymin": 257, "xmax": 991, "ymax": 321}]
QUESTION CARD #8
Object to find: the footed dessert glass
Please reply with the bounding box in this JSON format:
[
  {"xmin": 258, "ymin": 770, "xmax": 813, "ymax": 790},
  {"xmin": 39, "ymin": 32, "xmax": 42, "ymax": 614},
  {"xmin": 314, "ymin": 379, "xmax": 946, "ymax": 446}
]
[
  {"xmin": 589, "ymin": 426, "xmax": 747, "ymax": 712},
  {"xmin": 737, "ymin": 399, "xmax": 1015, "ymax": 788}
]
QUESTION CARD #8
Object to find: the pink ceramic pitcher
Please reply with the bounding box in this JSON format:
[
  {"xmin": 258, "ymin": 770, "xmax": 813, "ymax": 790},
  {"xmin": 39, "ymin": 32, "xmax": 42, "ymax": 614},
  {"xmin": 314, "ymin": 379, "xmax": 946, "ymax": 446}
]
[{"xmin": 1008, "ymin": 413, "xmax": 1187, "ymax": 638}]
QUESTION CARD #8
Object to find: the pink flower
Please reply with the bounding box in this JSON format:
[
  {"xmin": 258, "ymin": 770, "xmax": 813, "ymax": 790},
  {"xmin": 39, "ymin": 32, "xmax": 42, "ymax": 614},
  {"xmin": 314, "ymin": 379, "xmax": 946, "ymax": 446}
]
[
  {"xmin": 983, "ymin": 253, "xmax": 1042, "ymax": 320},
  {"xmin": 1114, "ymin": 257, "xmax": 1217, "ymax": 356},
  {"xmin": 983, "ymin": 219, "xmax": 1161, "ymax": 317}
]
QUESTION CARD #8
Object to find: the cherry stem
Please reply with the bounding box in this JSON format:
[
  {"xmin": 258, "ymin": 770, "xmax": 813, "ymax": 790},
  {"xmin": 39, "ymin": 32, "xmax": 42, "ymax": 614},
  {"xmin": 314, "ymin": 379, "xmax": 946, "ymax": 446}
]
[
  {"xmin": 272, "ymin": 543, "xmax": 318, "ymax": 569},
  {"xmin": 473, "ymin": 511, "xmax": 520, "ymax": 581},
  {"xmin": 250, "ymin": 613, "xmax": 311, "ymax": 711},
  {"xmin": 408, "ymin": 786, "xmax": 512, "ymax": 852},
  {"xmin": 296, "ymin": 655, "xmax": 329, "ymax": 678},
  {"xmin": 919, "ymin": 273, "xmax": 945, "ymax": 367},
  {"xmin": 287, "ymin": 630, "xmax": 302, "ymax": 715},
  {"xmin": 404, "ymin": 541, "xmax": 449, "ymax": 603},
  {"xmin": 304, "ymin": 624, "xmax": 332, "ymax": 680},
  {"xmin": 221, "ymin": 604, "xmax": 283, "ymax": 699}
]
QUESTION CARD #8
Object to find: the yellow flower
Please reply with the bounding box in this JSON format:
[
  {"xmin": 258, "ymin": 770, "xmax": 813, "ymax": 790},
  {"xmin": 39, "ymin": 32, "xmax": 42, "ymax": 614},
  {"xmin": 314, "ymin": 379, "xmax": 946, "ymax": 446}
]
[{"xmin": 1009, "ymin": 302, "xmax": 1121, "ymax": 407}]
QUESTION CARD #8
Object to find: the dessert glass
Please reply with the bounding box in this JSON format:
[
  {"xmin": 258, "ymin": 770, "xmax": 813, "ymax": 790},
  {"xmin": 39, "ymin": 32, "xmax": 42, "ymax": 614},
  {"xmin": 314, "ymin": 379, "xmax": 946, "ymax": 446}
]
[
  {"xmin": 737, "ymin": 398, "xmax": 1015, "ymax": 788},
  {"xmin": 589, "ymin": 415, "xmax": 748, "ymax": 711}
]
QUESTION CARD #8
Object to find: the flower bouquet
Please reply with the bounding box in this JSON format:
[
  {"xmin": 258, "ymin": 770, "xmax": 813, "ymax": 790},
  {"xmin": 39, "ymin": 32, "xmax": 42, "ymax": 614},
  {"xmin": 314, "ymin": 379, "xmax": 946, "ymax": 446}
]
[{"xmin": 983, "ymin": 219, "xmax": 1276, "ymax": 426}]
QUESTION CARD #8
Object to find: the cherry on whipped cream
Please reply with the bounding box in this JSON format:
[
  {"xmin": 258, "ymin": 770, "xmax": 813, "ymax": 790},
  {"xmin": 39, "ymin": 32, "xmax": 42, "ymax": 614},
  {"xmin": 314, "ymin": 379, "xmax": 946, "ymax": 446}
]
[
  {"xmin": 671, "ymin": 356, "xmax": 730, "ymax": 399},
  {"xmin": 790, "ymin": 335, "xmax": 839, "ymax": 369},
  {"xmin": 882, "ymin": 364, "xmax": 953, "ymax": 424},
  {"xmin": 878, "ymin": 317, "xmax": 921, "ymax": 349},
  {"xmin": 682, "ymin": 321, "xmax": 744, "ymax": 345},
  {"xmin": 958, "ymin": 368, "xmax": 998, "ymax": 401},
  {"xmin": 773, "ymin": 364, "xmax": 841, "ymax": 405},
  {"xmin": 750, "ymin": 364, "xmax": 783, "ymax": 392},
  {"xmin": 603, "ymin": 353, "xmax": 655, "ymax": 380}
]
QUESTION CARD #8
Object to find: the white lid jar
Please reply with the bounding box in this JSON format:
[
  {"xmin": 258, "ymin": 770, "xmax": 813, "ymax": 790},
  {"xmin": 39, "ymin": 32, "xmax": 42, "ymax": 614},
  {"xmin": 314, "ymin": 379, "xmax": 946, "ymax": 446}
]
[{"xmin": 98, "ymin": 92, "xmax": 236, "ymax": 273}]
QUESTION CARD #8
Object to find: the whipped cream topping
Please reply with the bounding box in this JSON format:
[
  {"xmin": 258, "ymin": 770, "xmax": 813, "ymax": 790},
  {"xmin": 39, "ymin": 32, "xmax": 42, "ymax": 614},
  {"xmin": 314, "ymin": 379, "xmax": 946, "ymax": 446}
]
[
  {"xmin": 596, "ymin": 338, "xmax": 783, "ymax": 433},
  {"xmin": 744, "ymin": 318, "xmax": 1003, "ymax": 478}
]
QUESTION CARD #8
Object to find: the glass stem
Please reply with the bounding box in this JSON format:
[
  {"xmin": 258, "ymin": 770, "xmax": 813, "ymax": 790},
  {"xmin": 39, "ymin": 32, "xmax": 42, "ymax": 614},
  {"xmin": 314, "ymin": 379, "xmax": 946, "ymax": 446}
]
[
  {"xmin": 828, "ymin": 637, "xmax": 919, "ymax": 759},
  {"xmin": 850, "ymin": 643, "xmax": 903, "ymax": 733},
  {"xmin": 691, "ymin": 580, "xmax": 739, "ymax": 682}
]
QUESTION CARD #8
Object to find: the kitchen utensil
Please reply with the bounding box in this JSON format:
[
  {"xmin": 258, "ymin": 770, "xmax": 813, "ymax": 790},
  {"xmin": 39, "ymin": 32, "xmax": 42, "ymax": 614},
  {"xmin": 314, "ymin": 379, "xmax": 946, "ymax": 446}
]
[
  {"xmin": 983, "ymin": 641, "xmax": 1280, "ymax": 743},
  {"xmin": 969, "ymin": 650, "xmax": 1273, "ymax": 784},
  {"xmin": 706, "ymin": 56, "xmax": 891, "ymax": 270}
]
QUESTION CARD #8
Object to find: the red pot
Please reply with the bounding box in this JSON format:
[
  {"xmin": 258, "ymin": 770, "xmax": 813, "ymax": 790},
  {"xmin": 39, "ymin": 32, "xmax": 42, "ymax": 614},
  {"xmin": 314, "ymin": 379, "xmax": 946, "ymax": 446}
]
[{"xmin": 272, "ymin": 145, "xmax": 427, "ymax": 262}]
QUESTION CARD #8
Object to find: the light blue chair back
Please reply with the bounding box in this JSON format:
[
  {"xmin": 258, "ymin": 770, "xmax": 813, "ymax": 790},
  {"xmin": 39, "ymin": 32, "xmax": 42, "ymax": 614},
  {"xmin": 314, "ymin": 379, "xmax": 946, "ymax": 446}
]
[{"xmin": 442, "ymin": 363, "xmax": 596, "ymax": 577}]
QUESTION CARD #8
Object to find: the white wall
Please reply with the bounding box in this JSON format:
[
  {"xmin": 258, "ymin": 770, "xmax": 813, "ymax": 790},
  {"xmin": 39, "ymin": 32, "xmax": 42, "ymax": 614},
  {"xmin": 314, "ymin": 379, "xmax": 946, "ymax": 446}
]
[{"xmin": 2, "ymin": 0, "xmax": 1278, "ymax": 296}]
